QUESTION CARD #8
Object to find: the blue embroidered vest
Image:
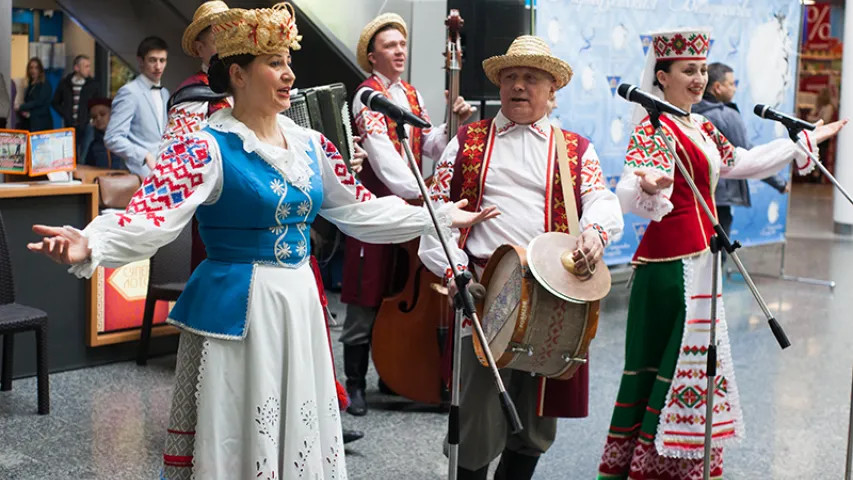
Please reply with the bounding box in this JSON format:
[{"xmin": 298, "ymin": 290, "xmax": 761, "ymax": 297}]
[{"xmin": 167, "ymin": 127, "xmax": 323, "ymax": 339}]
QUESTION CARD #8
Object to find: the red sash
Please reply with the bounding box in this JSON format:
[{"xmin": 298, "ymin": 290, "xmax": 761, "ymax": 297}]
[{"xmin": 633, "ymin": 115, "xmax": 717, "ymax": 263}]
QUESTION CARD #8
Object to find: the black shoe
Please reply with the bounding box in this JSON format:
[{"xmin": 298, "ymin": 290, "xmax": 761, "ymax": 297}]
[
  {"xmin": 342, "ymin": 429, "xmax": 364, "ymax": 444},
  {"xmin": 457, "ymin": 465, "xmax": 488, "ymax": 480},
  {"xmin": 346, "ymin": 386, "xmax": 367, "ymax": 416},
  {"xmin": 493, "ymin": 449, "xmax": 540, "ymax": 480},
  {"xmin": 344, "ymin": 344, "xmax": 370, "ymax": 416}
]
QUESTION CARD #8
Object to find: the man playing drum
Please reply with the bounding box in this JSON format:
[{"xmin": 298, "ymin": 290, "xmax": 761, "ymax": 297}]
[{"xmin": 419, "ymin": 36, "xmax": 624, "ymax": 480}]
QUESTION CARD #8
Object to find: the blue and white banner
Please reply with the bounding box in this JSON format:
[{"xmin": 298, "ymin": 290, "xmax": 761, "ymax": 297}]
[{"xmin": 536, "ymin": 0, "xmax": 803, "ymax": 265}]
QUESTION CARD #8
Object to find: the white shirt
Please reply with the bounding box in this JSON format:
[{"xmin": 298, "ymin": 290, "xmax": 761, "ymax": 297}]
[
  {"xmin": 352, "ymin": 71, "xmax": 448, "ymax": 200},
  {"xmin": 140, "ymin": 74, "xmax": 164, "ymax": 130},
  {"xmin": 419, "ymin": 110, "xmax": 624, "ymax": 280}
]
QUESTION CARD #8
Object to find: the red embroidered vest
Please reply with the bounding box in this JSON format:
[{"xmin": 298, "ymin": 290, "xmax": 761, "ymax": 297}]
[
  {"xmin": 633, "ymin": 115, "xmax": 717, "ymax": 263},
  {"xmin": 449, "ymin": 119, "xmax": 587, "ymax": 250},
  {"xmin": 355, "ymin": 75, "xmax": 424, "ymax": 198}
]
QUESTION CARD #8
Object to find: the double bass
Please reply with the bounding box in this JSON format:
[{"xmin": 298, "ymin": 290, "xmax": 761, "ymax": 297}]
[{"xmin": 369, "ymin": 11, "xmax": 465, "ymax": 406}]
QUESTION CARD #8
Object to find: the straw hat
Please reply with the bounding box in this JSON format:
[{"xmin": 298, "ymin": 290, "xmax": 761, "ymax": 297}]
[
  {"xmin": 482, "ymin": 36, "xmax": 573, "ymax": 89},
  {"xmin": 356, "ymin": 13, "xmax": 408, "ymax": 73},
  {"xmin": 181, "ymin": 1, "xmax": 230, "ymax": 57},
  {"xmin": 209, "ymin": 2, "xmax": 302, "ymax": 58}
]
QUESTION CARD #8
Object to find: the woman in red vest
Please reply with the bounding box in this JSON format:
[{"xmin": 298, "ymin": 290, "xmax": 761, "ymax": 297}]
[{"xmin": 598, "ymin": 28, "xmax": 846, "ymax": 479}]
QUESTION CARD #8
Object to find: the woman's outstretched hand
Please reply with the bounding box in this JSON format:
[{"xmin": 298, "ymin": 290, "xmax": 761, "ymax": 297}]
[
  {"xmin": 446, "ymin": 199, "xmax": 500, "ymax": 229},
  {"xmin": 812, "ymin": 118, "xmax": 848, "ymax": 145},
  {"xmin": 27, "ymin": 225, "xmax": 91, "ymax": 265}
]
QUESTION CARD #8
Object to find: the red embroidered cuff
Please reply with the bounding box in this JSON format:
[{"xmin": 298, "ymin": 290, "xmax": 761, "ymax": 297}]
[{"xmin": 586, "ymin": 223, "xmax": 608, "ymax": 246}]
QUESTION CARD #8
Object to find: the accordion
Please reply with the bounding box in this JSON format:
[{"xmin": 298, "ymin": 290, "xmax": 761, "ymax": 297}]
[{"xmin": 281, "ymin": 82, "xmax": 356, "ymax": 170}]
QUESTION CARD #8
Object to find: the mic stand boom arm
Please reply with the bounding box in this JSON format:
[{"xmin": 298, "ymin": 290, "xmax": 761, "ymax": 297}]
[{"xmin": 785, "ymin": 125, "xmax": 853, "ymax": 207}]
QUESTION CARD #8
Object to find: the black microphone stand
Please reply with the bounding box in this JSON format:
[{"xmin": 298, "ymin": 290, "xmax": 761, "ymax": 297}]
[
  {"xmin": 391, "ymin": 122, "xmax": 523, "ymax": 480},
  {"xmin": 642, "ymin": 108, "xmax": 790, "ymax": 480}
]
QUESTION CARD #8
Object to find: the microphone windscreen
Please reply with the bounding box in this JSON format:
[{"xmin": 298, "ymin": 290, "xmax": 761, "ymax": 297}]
[
  {"xmin": 753, "ymin": 104, "xmax": 768, "ymax": 118},
  {"xmin": 616, "ymin": 83, "xmax": 633, "ymax": 99}
]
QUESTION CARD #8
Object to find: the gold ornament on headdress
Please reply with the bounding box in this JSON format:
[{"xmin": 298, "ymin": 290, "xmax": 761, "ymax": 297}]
[{"xmin": 209, "ymin": 2, "xmax": 302, "ymax": 58}]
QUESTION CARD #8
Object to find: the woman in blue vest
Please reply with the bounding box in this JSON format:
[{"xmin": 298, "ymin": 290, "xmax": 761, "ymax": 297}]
[{"xmin": 27, "ymin": 4, "xmax": 496, "ymax": 479}]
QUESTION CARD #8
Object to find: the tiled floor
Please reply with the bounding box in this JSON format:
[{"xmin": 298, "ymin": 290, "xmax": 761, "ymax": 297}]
[{"xmin": 2, "ymin": 184, "xmax": 853, "ymax": 479}]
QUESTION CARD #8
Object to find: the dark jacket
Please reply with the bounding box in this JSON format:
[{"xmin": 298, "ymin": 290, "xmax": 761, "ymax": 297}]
[
  {"xmin": 694, "ymin": 94, "xmax": 787, "ymax": 207},
  {"xmin": 19, "ymin": 82, "xmax": 54, "ymax": 132},
  {"xmin": 78, "ymin": 124, "xmax": 125, "ymax": 170},
  {"xmin": 51, "ymin": 74, "xmax": 100, "ymax": 130}
]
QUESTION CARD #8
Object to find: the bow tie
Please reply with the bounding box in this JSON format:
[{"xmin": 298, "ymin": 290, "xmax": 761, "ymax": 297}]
[{"xmin": 150, "ymin": 85, "xmax": 163, "ymax": 90}]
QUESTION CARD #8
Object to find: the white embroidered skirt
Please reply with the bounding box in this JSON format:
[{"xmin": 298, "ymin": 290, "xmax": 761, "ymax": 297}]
[{"xmin": 160, "ymin": 263, "xmax": 346, "ymax": 480}]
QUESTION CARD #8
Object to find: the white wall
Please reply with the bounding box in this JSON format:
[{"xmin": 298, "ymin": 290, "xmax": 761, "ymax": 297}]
[{"xmin": 0, "ymin": 0, "xmax": 12, "ymax": 85}]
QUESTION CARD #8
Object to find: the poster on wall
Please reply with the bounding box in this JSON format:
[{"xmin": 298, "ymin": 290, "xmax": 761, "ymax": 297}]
[
  {"xmin": 0, "ymin": 130, "xmax": 29, "ymax": 174},
  {"xmin": 28, "ymin": 128, "xmax": 76, "ymax": 176},
  {"xmin": 536, "ymin": 0, "xmax": 803, "ymax": 265},
  {"xmin": 96, "ymin": 260, "xmax": 173, "ymax": 334}
]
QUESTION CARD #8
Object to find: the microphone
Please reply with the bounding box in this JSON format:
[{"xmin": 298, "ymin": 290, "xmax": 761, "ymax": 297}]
[
  {"xmin": 617, "ymin": 84, "xmax": 689, "ymax": 118},
  {"xmin": 754, "ymin": 104, "xmax": 816, "ymax": 131},
  {"xmin": 358, "ymin": 88, "xmax": 432, "ymax": 129}
]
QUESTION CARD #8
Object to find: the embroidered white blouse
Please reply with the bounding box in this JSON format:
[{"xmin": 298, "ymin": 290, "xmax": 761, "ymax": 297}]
[
  {"xmin": 70, "ymin": 108, "xmax": 450, "ymax": 278},
  {"xmin": 419, "ymin": 111, "xmax": 624, "ymax": 279},
  {"xmin": 353, "ymin": 71, "xmax": 449, "ymax": 200}
]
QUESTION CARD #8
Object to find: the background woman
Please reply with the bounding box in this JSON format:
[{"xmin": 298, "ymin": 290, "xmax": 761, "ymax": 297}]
[{"xmin": 18, "ymin": 57, "xmax": 54, "ymax": 132}]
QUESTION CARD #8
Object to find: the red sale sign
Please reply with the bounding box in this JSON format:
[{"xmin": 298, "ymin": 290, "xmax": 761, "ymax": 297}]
[{"xmin": 805, "ymin": 4, "xmax": 833, "ymax": 50}]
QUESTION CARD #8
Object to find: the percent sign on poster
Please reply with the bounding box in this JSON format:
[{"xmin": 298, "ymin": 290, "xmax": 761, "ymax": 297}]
[{"xmin": 806, "ymin": 4, "xmax": 832, "ymax": 49}]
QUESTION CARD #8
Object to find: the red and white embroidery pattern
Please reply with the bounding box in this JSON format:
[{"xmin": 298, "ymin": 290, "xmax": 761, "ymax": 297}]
[
  {"xmin": 319, "ymin": 134, "xmax": 373, "ymax": 203},
  {"xmin": 700, "ymin": 120, "xmax": 736, "ymax": 167},
  {"xmin": 580, "ymin": 153, "xmax": 607, "ymax": 196},
  {"xmin": 121, "ymin": 137, "xmax": 211, "ymax": 227},
  {"xmin": 354, "ymin": 107, "xmax": 387, "ymax": 137},
  {"xmin": 164, "ymin": 108, "xmax": 206, "ymax": 143}
]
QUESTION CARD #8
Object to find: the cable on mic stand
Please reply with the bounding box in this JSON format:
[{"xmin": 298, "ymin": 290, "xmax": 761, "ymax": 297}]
[
  {"xmin": 389, "ymin": 121, "xmax": 523, "ymax": 480},
  {"xmin": 640, "ymin": 107, "xmax": 790, "ymax": 480}
]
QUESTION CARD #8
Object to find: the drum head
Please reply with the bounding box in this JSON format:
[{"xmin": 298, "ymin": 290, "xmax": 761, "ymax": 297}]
[
  {"xmin": 527, "ymin": 232, "xmax": 611, "ymax": 303},
  {"xmin": 480, "ymin": 246, "xmax": 525, "ymax": 363}
]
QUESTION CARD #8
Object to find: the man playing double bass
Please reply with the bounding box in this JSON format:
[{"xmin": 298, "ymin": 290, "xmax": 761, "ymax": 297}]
[
  {"xmin": 340, "ymin": 12, "xmax": 474, "ymax": 415},
  {"xmin": 419, "ymin": 36, "xmax": 623, "ymax": 479}
]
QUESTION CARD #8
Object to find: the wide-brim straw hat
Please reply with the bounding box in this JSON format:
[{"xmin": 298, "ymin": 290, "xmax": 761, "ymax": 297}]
[
  {"xmin": 209, "ymin": 2, "xmax": 302, "ymax": 58},
  {"xmin": 356, "ymin": 13, "xmax": 408, "ymax": 73},
  {"xmin": 482, "ymin": 36, "xmax": 573, "ymax": 89},
  {"xmin": 182, "ymin": 1, "xmax": 230, "ymax": 57}
]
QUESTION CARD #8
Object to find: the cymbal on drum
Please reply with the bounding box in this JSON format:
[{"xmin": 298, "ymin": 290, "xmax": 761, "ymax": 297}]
[{"xmin": 527, "ymin": 232, "xmax": 611, "ymax": 303}]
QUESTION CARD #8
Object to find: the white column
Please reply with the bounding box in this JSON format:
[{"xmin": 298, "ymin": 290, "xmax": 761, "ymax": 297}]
[{"xmin": 833, "ymin": 1, "xmax": 853, "ymax": 234}]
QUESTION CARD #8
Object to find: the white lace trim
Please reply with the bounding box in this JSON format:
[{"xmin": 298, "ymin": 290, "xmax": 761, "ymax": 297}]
[
  {"xmin": 423, "ymin": 203, "xmax": 454, "ymax": 241},
  {"xmin": 794, "ymin": 131, "xmax": 818, "ymax": 176},
  {"xmin": 207, "ymin": 108, "xmax": 315, "ymax": 189},
  {"xmin": 190, "ymin": 338, "xmax": 211, "ymax": 480},
  {"xmin": 636, "ymin": 187, "xmax": 673, "ymax": 223},
  {"xmin": 67, "ymin": 227, "xmax": 102, "ymax": 279}
]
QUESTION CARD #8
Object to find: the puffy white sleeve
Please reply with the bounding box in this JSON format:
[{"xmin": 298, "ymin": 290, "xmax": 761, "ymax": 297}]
[
  {"xmin": 162, "ymin": 100, "xmax": 209, "ymax": 144},
  {"xmin": 352, "ymin": 96, "xmax": 422, "ymax": 200},
  {"xmin": 578, "ymin": 144, "xmax": 624, "ymax": 245},
  {"xmin": 69, "ymin": 132, "xmax": 222, "ymax": 278},
  {"xmin": 704, "ymin": 120, "xmax": 818, "ymax": 179},
  {"xmin": 417, "ymin": 137, "xmax": 470, "ymax": 281},
  {"xmin": 315, "ymin": 134, "xmax": 451, "ymax": 244},
  {"xmin": 615, "ymin": 122, "xmax": 676, "ymax": 222}
]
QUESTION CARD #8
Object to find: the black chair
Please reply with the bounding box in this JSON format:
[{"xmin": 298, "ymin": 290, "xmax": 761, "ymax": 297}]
[
  {"xmin": 0, "ymin": 211, "xmax": 49, "ymax": 414},
  {"xmin": 136, "ymin": 224, "xmax": 192, "ymax": 366}
]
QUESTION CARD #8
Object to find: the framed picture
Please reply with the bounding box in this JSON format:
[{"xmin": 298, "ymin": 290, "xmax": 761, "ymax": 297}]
[
  {"xmin": 0, "ymin": 129, "xmax": 29, "ymax": 175},
  {"xmin": 28, "ymin": 128, "xmax": 76, "ymax": 176},
  {"xmin": 88, "ymin": 259, "xmax": 179, "ymax": 347}
]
